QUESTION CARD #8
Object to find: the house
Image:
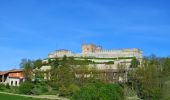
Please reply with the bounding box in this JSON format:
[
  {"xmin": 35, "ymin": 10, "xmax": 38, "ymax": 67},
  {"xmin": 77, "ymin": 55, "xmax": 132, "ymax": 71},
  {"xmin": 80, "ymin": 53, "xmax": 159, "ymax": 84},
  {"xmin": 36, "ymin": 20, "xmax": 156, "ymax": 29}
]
[{"xmin": 0, "ymin": 69, "xmax": 24, "ymax": 86}]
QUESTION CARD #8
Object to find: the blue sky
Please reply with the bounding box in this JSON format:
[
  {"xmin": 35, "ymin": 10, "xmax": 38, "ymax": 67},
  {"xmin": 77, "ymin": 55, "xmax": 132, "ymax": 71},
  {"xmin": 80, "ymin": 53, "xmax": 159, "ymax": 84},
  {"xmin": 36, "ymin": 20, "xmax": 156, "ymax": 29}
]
[{"xmin": 0, "ymin": 0, "xmax": 170, "ymax": 70}]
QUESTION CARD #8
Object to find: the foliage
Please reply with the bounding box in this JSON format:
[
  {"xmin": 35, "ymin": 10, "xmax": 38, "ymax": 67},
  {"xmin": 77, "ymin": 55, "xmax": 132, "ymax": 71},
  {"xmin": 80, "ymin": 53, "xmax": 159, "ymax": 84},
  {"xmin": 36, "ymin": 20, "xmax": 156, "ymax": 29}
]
[
  {"xmin": 163, "ymin": 58, "xmax": 170, "ymax": 76},
  {"xmin": 130, "ymin": 57, "xmax": 140, "ymax": 68},
  {"xmin": 34, "ymin": 59, "xmax": 42, "ymax": 69},
  {"xmin": 34, "ymin": 70, "xmax": 44, "ymax": 81},
  {"xmin": 128, "ymin": 56, "xmax": 164, "ymax": 100},
  {"xmin": 50, "ymin": 56, "xmax": 75, "ymax": 88},
  {"xmin": 0, "ymin": 84, "xmax": 6, "ymax": 91},
  {"xmin": 71, "ymin": 82, "xmax": 124, "ymax": 100},
  {"xmin": 20, "ymin": 59, "xmax": 34, "ymax": 81},
  {"xmin": 0, "ymin": 93, "xmax": 47, "ymax": 100},
  {"xmin": 10, "ymin": 86, "xmax": 19, "ymax": 93},
  {"xmin": 19, "ymin": 82, "xmax": 34, "ymax": 95},
  {"xmin": 50, "ymin": 56, "xmax": 78, "ymax": 97},
  {"xmin": 67, "ymin": 84, "xmax": 80, "ymax": 96}
]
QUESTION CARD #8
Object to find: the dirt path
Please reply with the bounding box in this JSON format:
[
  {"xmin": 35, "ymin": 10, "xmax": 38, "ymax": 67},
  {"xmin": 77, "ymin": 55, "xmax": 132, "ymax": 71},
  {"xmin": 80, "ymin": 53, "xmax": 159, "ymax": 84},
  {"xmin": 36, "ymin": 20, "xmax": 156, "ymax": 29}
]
[{"xmin": 0, "ymin": 91, "xmax": 69, "ymax": 100}]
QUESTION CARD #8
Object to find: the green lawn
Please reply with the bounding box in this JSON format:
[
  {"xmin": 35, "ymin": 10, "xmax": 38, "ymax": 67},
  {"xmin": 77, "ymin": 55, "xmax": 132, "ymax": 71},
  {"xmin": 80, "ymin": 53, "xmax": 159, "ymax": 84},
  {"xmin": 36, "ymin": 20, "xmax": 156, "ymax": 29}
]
[{"xmin": 0, "ymin": 93, "xmax": 47, "ymax": 100}]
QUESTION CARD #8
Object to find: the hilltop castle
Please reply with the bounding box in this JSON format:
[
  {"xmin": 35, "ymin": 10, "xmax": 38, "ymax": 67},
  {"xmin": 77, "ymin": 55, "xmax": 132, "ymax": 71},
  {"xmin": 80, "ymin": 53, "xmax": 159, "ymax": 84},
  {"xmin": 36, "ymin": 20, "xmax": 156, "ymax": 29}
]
[
  {"xmin": 41, "ymin": 44, "xmax": 143, "ymax": 82},
  {"xmin": 48, "ymin": 44, "xmax": 143, "ymax": 60}
]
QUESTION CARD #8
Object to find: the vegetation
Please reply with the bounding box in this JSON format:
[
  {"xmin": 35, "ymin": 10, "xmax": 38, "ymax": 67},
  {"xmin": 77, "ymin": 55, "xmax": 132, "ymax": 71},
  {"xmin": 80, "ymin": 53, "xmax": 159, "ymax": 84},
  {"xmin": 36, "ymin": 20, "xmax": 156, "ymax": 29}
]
[
  {"xmin": 0, "ymin": 93, "xmax": 47, "ymax": 100},
  {"xmin": 19, "ymin": 82, "xmax": 34, "ymax": 95},
  {"xmin": 128, "ymin": 56, "xmax": 170, "ymax": 100},
  {"xmin": 130, "ymin": 57, "xmax": 140, "ymax": 68},
  {"xmin": 74, "ymin": 57, "xmax": 135, "ymax": 60},
  {"xmin": 48, "ymin": 56, "xmax": 124, "ymax": 98},
  {"xmin": 71, "ymin": 82, "xmax": 124, "ymax": 100},
  {"xmin": 2, "ymin": 55, "xmax": 170, "ymax": 100},
  {"xmin": 20, "ymin": 59, "xmax": 34, "ymax": 81},
  {"xmin": 33, "ymin": 59, "xmax": 43, "ymax": 69}
]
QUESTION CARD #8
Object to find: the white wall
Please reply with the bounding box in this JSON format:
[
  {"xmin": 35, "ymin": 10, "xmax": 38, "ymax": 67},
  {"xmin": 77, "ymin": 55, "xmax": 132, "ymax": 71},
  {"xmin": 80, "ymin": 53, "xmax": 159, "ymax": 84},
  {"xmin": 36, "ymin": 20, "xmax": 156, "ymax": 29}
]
[{"xmin": 8, "ymin": 78, "xmax": 20, "ymax": 86}]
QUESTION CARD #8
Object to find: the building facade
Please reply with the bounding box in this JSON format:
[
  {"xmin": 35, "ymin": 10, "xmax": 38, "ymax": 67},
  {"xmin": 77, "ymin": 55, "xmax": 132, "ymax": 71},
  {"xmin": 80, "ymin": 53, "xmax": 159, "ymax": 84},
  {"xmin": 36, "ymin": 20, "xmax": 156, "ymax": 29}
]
[
  {"xmin": 48, "ymin": 44, "xmax": 143, "ymax": 61},
  {"xmin": 42, "ymin": 44, "xmax": 143, "ymax": 83},
  {"xmin": 0, "ymin": 69, "xmax": 24, "ymax": 86}
]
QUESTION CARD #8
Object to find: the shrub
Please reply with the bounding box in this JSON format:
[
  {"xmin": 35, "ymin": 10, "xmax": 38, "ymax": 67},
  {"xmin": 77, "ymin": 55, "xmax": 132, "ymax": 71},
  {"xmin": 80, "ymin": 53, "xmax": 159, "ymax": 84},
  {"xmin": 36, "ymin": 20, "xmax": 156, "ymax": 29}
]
[
  {"xmin": 48, "ymin": 82, "xmax": 59, "ymax": 91},
  {"xmin": 41, "ymin": 86, "xmax": 48, "ymax": 93},
  {"xmin": 19, "ymin": 82, "xmax": 34, "ymax": 94},
  {"xmin": 71, "ymin": 82, "xmax": 124, "ymax": 100},
  {"xmin": 0, "ymin": 84, "xmax": 6, "ymax": 91},
  {"xmin": 31, "ymin": 87, "xmax": 41, "ymax": 95},
  {"xmin": 68, "ymin": 84, "xmax": 80, "ymax": 96},
  {"xmin": 59, "ymin": 85, "xmax": 69, "ymax": 97},
  {"xmin": 10, "ymin": 86, "xmax": 19, "ymax": 93},
  {"xmin": 6, "ymin": 83, "xmax": 10, "ymax": 89}
]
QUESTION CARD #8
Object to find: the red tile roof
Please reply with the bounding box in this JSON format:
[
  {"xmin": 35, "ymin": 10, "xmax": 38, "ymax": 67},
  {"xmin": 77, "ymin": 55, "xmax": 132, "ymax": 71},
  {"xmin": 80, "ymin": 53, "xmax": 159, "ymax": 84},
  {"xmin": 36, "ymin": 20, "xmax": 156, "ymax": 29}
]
[
  {"xmin": 0, "ymin": 69, "xmax": 23, "ymax": 76},
  {"xmin": 0, "ymin": 71, "xmax": 8, "ymax": 75}
]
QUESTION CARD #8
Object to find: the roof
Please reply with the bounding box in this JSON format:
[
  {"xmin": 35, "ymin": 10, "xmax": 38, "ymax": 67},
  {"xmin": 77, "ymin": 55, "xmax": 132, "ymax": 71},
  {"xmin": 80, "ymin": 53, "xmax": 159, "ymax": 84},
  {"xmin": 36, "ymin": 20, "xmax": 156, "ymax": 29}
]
[
  {"xmin": 0, "ymin": 71, "xmax": 8, "ymax": 75},
  {"xmin": 8, "ymin": 69, "xmax": 23, "ymax": 73},
  {"xmin": 0, "ymin": 69, "xmax": 23, "ymax": 76}
]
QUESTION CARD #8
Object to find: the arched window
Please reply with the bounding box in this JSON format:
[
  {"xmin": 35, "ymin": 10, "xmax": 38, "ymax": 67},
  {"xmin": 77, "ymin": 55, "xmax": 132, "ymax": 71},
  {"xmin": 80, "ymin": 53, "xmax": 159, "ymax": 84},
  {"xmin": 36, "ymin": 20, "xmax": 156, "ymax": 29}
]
[
  {"xmin": 11, "ymin": 81, "xmax": 13, "ymax": 86},
  {"xmin": 15, "ymin": 81, "xmax": 17, "ymax": 86}
]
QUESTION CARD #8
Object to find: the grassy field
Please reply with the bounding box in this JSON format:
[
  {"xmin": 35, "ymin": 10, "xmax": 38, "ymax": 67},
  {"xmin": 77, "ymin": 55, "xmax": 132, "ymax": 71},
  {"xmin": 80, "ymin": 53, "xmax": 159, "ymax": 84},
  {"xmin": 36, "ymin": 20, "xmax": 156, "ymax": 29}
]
[{"xmin": 0, "ymin": 93, "xmax": 47, "ymax": 100}]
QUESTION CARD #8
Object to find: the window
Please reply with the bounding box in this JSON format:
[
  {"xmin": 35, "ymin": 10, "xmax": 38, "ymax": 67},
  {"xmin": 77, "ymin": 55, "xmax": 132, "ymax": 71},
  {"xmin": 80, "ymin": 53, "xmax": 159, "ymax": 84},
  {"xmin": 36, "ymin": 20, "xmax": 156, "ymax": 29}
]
[
  {"xmin": 11, "ymin": 81, "xmax": 13, "ymax": 86},
  {"xmin": 15, "ymin": 81, "xmax": 17, "ymax": 86}
]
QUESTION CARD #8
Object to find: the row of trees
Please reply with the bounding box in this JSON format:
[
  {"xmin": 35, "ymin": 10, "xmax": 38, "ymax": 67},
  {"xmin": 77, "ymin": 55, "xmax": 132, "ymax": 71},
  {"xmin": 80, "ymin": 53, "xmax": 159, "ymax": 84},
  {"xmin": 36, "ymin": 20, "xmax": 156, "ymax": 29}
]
[
  {"xmin": 128, "ymin": 56, "xmax": 170, "ymax": 100},
  {"xmin": 19, "ymin": 55, "xmax": 170, "ymax": 100},
  {"xmin": 19, "ymin": 56, "xmax": 124, "ymax": 99}
]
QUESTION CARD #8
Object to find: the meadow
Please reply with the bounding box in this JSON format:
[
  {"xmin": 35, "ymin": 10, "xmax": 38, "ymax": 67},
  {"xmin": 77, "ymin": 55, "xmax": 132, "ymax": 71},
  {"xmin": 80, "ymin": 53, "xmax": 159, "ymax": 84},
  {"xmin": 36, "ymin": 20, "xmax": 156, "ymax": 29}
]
[{"xmin": 0, "ymin": 93, "xmax": 47, "ymax": 100}]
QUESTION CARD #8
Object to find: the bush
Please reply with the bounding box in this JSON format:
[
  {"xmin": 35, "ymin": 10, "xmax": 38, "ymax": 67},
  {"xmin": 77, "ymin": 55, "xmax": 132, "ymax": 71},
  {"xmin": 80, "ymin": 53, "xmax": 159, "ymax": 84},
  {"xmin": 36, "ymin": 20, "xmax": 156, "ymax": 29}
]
[
  {"xmin": 71, "ymin": 82, "xmax": 124, "ymax": 100},
  {"xmin": 48, "ymin": 82, "xmax": 59, "ymax": 91},
  {"xmin": 6, "ymin": 83, "xmax": 10, "ymax": 89},
  {"xmin": 68, "ymin": 84, "xmax": 80, "ymax": 96},
  {"xmin": 41, "ymin": 86, "xmax": 48, "ymax": 93},
  {"xmin": 31, "ymin": 87, "xmax": 41, "ymax": 95},
  {"xmin": 59, "ymin": 85, "xmax": 69, "ymax": 97},
  {"xmin": 19, "ymin": 82, "xmax": 34, "ymax": 94},
  {"xmin": 58, "ymin": 84, "xmax": 80, "ymax": 97},
  {"xmin": 10, "ymin": 86, "xmax": 19, "ymax": 93},
  {"xmin": 0, "ymin": 84, "xmax": 6, "ymax": 91}
]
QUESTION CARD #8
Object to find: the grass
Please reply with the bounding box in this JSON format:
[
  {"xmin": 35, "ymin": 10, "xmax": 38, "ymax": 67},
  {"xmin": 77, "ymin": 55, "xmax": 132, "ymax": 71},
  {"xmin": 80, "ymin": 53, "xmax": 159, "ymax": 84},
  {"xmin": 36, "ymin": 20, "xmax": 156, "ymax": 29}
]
[{"xmin": 0, "ymin": 93, "xmax": 48, "ymax": 100}]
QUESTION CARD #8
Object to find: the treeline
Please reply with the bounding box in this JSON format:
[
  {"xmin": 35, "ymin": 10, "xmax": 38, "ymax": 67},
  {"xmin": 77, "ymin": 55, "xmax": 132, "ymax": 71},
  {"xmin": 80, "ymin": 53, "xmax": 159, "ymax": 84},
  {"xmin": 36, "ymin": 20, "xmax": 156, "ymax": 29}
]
[
  {"xmin": 1, "ymin": 55, "xmax": 169, "ymax": 100},
  {"xmin": 128, "ymin": 55, "xmax": 170, "ymax": 100},
  {"xmin": 18, "ymin": 56, "xmax": 124, "ymax": 100}
]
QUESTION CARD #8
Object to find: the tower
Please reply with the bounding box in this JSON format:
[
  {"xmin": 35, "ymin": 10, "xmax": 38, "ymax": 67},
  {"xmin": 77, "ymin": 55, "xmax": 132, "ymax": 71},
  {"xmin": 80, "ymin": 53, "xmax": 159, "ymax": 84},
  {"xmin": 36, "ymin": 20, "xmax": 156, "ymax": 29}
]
[{"xmin": 82, "ymin": 44, "xmax": 96, "ymax": 54}]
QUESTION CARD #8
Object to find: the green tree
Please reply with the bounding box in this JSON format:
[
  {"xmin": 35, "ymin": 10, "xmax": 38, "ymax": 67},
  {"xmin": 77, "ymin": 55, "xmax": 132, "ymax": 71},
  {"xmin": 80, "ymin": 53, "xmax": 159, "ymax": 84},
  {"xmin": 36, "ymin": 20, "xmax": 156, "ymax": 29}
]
[
  {"xmin": 129, "ymin": 57, "xmax": 163, "ymax": 100},
  {"xmin": 130, "ymin": 57, "xmax": 140, "ymax": 68},
  {"xmin": 163, "ymin": 58, "xmax": 170, "ymax": 76},
  {"xmin": 50, "ymin": 56, "xmax": 75, "ymax": 96},
  {"xmin": 20, "ymin": 59, "xmax": 34, "ymax": 81},
  {"xmin": 33, "ymin": 59, "xmax": 42, "ymax": 69}
]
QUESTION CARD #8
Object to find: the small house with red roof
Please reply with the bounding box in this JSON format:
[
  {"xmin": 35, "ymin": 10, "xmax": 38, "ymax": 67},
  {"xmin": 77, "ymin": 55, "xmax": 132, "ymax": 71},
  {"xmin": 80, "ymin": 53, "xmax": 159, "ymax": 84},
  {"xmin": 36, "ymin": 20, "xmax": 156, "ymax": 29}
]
[{"xmin": 0, "ymin": 69, "xmax": 24, "ymax": 86}]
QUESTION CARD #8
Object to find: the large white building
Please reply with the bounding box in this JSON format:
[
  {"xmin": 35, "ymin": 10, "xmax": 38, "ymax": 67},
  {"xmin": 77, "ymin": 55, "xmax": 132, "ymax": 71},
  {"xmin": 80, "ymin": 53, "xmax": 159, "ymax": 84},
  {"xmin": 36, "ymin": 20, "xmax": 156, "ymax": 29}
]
[
  {"xmin": 42, "ymin": 44, "xmax": 143, "ymax": 83},
  {"xmin": 48, "ymin": 44, "xmax": 143, "ymax": 60}
]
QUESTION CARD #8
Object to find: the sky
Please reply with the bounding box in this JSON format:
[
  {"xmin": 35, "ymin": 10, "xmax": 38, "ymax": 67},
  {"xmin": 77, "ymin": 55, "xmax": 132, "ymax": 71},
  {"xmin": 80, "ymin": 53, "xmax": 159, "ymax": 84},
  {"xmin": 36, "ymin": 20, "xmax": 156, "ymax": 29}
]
[{"xmin": 0, "ymin": 0, "xmax": 170, "ymax": 70}]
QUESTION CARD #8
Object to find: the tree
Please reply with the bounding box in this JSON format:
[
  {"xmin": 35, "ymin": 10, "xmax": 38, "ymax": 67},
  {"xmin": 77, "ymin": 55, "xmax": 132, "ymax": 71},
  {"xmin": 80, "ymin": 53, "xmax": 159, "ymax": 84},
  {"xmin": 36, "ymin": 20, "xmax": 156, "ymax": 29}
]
[
  {"xmin": 129, "ymin": 58, "xmax": 163, "ymax": 100},
  {"xmin": 163, "ymin": 58, "xmax": 170, "ymax": 76},
  {"xmin": 49, "ymin": 56, "xmax": 75, "ymax": 96},
  {"xmin": 130, "ymin": 57, "xmax": 140, "ymax": 68},
  {"xmin": 20, "ymin": 59, "xmax": 34, "ymax": 81},
  {"xmin": 33, "ymin": 59, "xmax": 42, "ymax": 69}
]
